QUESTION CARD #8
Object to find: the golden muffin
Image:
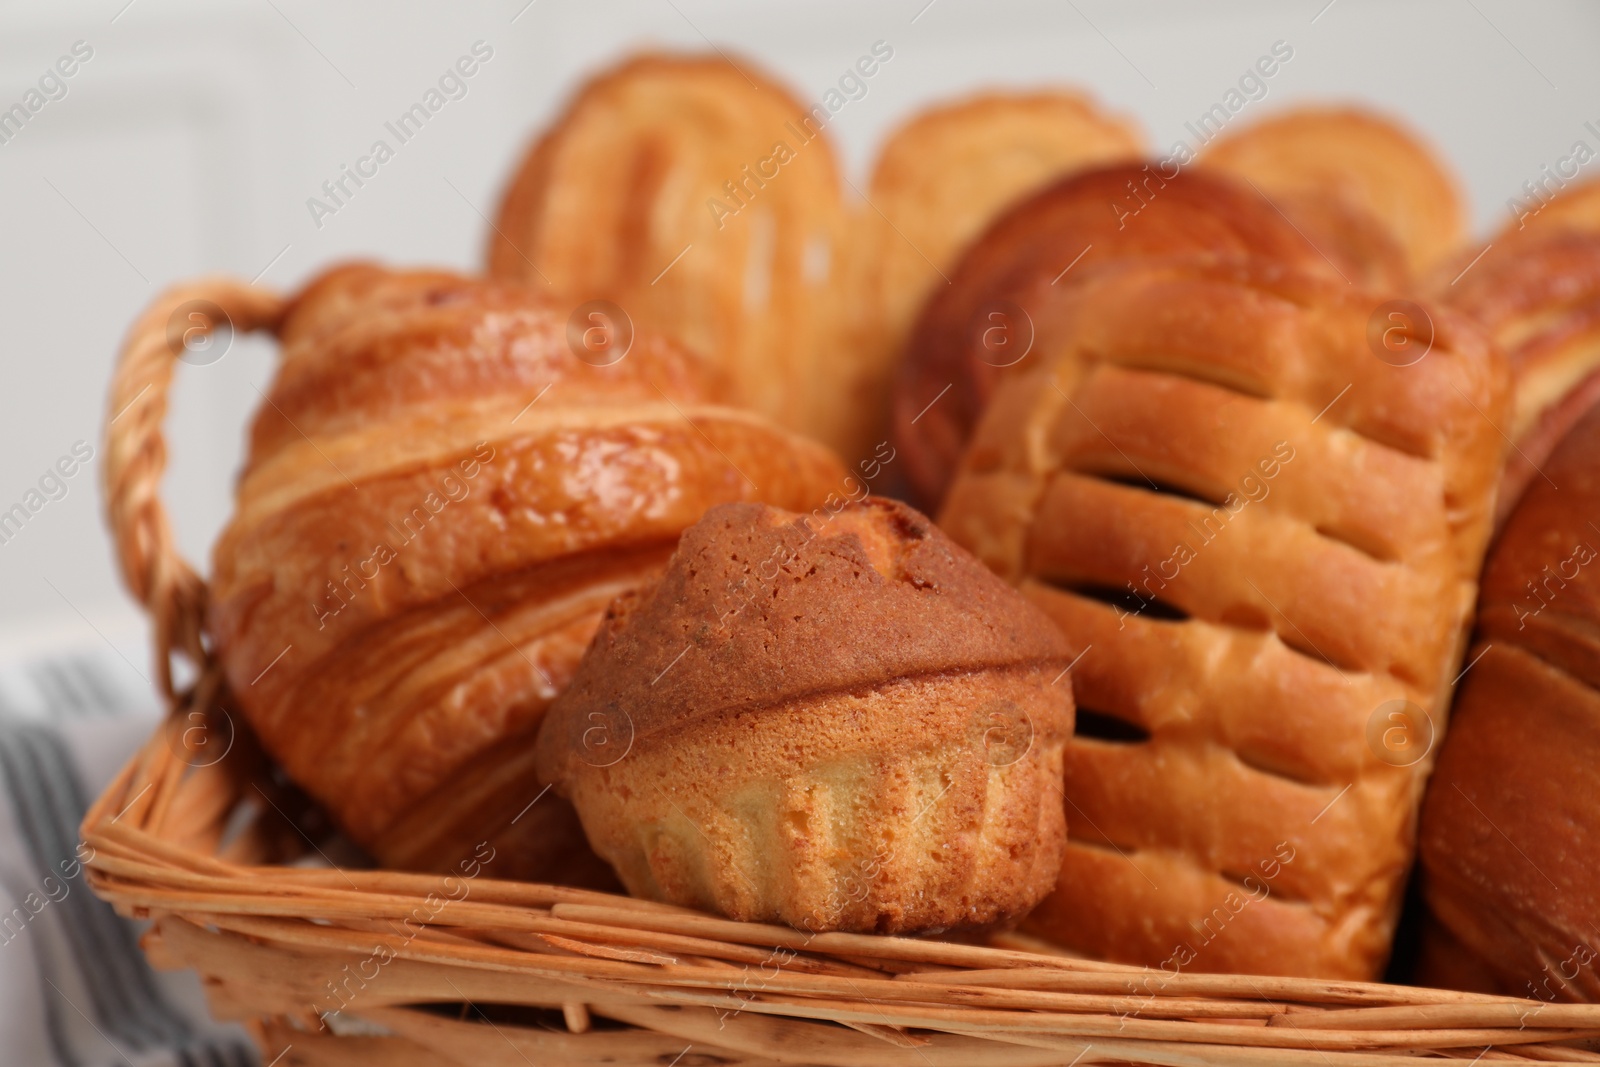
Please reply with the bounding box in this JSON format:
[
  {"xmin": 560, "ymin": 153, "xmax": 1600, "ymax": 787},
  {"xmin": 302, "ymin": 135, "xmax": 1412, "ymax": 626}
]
[{"xmin": 535, "ymin": 497, "xmax": 1074, "ymax": 934}]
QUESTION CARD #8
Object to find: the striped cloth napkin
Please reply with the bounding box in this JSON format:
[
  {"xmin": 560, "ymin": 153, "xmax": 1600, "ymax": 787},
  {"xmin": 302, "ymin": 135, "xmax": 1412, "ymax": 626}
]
[{"xmin": 0, "ymin": 644, "xmax": 256, "ymax": 1067}]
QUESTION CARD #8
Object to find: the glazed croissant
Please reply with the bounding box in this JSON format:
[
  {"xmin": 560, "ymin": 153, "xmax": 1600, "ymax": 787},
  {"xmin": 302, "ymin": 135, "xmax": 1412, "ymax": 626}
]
[{"xmin": 183, "ymin": 264, "xmax": 846, "ymax": 880}]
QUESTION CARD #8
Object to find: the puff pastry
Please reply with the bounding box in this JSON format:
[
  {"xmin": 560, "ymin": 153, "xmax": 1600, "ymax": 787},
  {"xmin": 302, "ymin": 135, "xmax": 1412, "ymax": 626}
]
[
  {"xmin": 848, "ymin": 92, "xmax": 1142, "ymax": 453},
  {"xmin": 892, "ymin": 164, "xmax": 1337, "ymax": 509},
  {"xmin": 1433, "ymin": 179, "xmax": 1600, "ymax": 523},
  {"xmin": 488, "ymin": 54, "xmax": 858, "ymax": 456},
  {"xmin": 1502, "ymin": 172, "xmax": 1600, "ymax": 238},
  {"xmin": 938, "ymin": 256, "xmax": 1509, "ymax": 978},
  {"xmin": 1200, "ymin": 107, "xmax": 1465, "ymax": 283},
  {"xmin": 206, "ymin": 264, "xmax": 845, "ymax": 881}
]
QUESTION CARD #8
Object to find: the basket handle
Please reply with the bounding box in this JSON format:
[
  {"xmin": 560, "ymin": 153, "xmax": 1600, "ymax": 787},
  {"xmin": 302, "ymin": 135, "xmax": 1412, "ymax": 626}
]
[{"xmin": 103, "ymin": 279, "xmax": 287, "ymax": 702}]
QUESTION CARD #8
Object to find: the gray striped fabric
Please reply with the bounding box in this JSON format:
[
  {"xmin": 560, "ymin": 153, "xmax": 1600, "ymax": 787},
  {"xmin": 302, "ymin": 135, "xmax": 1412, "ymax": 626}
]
[{"xmin": 0, "ymin": 649, "xmax": 256, "ymax": 1067}]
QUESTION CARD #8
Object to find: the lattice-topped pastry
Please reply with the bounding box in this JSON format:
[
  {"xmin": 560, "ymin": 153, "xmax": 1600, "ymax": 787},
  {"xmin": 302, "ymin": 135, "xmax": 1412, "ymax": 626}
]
[
  {"xmin": 892, "ymin": 165, "xmax": 1338, "ymax": 510},
  {"xmin": 939, "ymin": 257, "xmax": 1509, "ymax": 978}
]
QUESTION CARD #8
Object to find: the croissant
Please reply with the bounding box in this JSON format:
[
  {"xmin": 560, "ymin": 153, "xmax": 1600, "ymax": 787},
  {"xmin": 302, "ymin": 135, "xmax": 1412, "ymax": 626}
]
[
  {"xmin": 892, "ymin": 164, "xmax": 1339, "ymax": 509},
  {"xmin": 112, "ymin": 263, "xmax": 846, "ymax": 882},
  {"xmin": 937, "ymin": 251, "xmax": 1509, "ymax": 977},
  {"xmin": 848, "ymin": 92, "xmax": 1142, "ymax": 454},
  {"xmin": 1199, "ymin": 107, "xmax": 1465, "ymax": 285},
  {"xmin": 1417, "ymin": 390, "xmax": 1600, "ymax": 1000},
  {"xmin": 535, "ymin": 497, "xmax": 1074, "ymax": 934},
  {"xmin": 487, "ymin": 54, "xmax": 861, "ymax": 458}
]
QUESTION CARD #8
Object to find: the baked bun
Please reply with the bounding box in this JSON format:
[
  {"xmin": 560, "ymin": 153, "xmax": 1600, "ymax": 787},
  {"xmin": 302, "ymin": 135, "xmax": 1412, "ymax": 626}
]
[
  {"xmin": 1445, "ymin": 233, "xmax": 1600, "ymax": 436},
  {"xmin": 1200, "ymin": 107, "xmax": 1465, "ymax": 283},
  {"xmin": 850, "ymin": 92, "xmax": 1142, "ymax": 448},
  {"xmin": 1427, "ymin": 182, "xmax": 1600, "ymax": 534},
  {"xmin": 535, "ymin": 497, "xmax": 1074, "ymax": 934},
  {"xmin": 200, "ymin": 264, "xmax": 846, "ymax": 882},
  {"xmin": 937, "ymin": 255, "xmax": 1509, "ymax": 978},
  {"xmin": 1432, "ymin": 180, "xmax": 1600, "ymax": 525},
  {"xmin": 892, "ymin": 164, "xmax": 1338, "ymax": 509},
  {"xmin": 487, "ymin": 54, "xmax": 860, "ymax": 457},
  {"xmin": 1418, "ymin": 393, "xmax": 1600, "ymax": 1000}
]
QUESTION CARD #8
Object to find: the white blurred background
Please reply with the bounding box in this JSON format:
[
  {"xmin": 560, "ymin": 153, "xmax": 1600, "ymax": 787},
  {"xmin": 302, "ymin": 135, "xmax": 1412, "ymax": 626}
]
[{"xmin": 0, "ymin": 0, "xmax": 1596, "ymax": 675}]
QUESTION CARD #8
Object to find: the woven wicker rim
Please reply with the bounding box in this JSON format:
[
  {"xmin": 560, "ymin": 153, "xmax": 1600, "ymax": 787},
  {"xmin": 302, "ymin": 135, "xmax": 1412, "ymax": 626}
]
[{"xmin": 82, "ymin": 277, "xmax": 1600, "ymax": 1067}]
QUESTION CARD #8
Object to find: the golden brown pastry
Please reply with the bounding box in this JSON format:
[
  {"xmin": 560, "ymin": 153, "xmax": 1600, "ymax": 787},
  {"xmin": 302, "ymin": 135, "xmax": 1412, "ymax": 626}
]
[
  {"xmin": 1200, "ymin": 106, "xmax": 1465, "ymax": 283},
  {"xmin": 1418, "ymin": 392, "xmax": 1600, "ymax": 1001},
  {"xmin": 848, "ymin": 91, "xmax": 1142, "ymax": 451},
  {"xmin": 194, "ymin": 263, "xmax": 845, "ymax": 881},
  {"xmin": 1432, "ymin": 179, "xmax": 1600, "ymax": 525},
  {"xmin": 1441, "ymin": 233, "xmax": 1600, "ymax": 424},
  {"xmin": 535, "ymin": 498, "xmax": 1074, "ymax": 934},
  {"xmin": 487, "ymin": 54, "xmax": 859, "ymax": 457},
  {"xmin": 1495, "ymin": 367, "xmax": 1600, "ymax": 532},
  {"xmin": 892, "ymin": 164, "xmax": 1337, "ymax": 509},
  {"xmin": 1504, "ymin": 172, "xmax": 1600, "ymax": 238},
  {"xmin": 937, "ymin": 254, "xmax": 1510, "ymax": 978}
]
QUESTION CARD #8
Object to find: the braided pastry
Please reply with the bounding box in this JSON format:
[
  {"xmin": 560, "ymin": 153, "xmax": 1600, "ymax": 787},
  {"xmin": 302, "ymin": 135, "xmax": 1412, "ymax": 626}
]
[
  {"xmin": 938, "ymin": 255, "xmax": 1509, "ymax": 978},
  {"xmin": 892, "ymin": 164, "xmax": 1336, "ymax": 509},
  {"xmin": 192, "ymin": 263, "xmax": 845, "ymax": 880}
]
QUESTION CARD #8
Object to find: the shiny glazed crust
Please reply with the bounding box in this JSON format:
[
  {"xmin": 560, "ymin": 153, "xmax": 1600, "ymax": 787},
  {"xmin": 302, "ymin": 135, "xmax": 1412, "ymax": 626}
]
[
  {"xmin": 1419, "ymin": 398, "xmax": 1600, "ymax": 1001},
  {"xmin": 938, "ymin": 258, "xmax": 1509, "ymax": 978},
  {"xmin": 536, "ymin": 498, "xmax": 1074, "ymax": 933},
  {"xmin": 206, "ymin": 264, "xmax": 846, "ymax": 879},
  {"xmin": 891, "ymin": 164, "xmax": 1337, "ymax": 509},
  {"xmin": 1427, "ymin": 178, "xmax": 1600, "ymax": 516},
  {"xmin": 1440, "ymin": 232, "xmax": 1600, "ymax": 437},
  {"xmin": 1430, "ymin": 181, "xmax": 1600, "ymax": 526}
]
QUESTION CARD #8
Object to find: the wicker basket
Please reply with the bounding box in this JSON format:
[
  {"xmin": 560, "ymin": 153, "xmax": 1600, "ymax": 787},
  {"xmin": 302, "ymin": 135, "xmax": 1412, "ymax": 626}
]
[{"xmin": 84, "ymin": 279, "xmax": 1600, "ymax": 1066}]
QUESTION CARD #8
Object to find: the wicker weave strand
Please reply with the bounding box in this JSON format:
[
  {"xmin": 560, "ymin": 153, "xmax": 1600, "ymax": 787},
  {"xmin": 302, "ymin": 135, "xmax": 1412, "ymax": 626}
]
[{"xmin": 101, "ymin": 277, "xmax": 285, "ymax": 699}]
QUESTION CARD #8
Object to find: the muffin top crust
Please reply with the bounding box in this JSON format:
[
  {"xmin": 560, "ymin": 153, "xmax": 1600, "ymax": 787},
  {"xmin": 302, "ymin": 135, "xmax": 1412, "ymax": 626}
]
[{"xmin": 536, "ymin": 497, "xmax": 1070, "ymax": 778}]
